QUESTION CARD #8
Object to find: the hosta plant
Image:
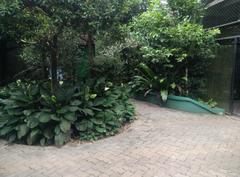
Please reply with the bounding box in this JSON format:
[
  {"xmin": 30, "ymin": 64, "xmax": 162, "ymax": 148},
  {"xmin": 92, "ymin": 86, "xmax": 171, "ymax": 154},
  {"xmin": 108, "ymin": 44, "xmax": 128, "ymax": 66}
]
[
  {"xmin": 75, "ymin": 86, "xmax": 135, "ymax": 141},
  {"xmin": 0, "ymin": 81, "xmax": 79, "ymax": 146},
  {"xmin": 0, "ymin": 80, "xmax": 135, "ymax": 146}
]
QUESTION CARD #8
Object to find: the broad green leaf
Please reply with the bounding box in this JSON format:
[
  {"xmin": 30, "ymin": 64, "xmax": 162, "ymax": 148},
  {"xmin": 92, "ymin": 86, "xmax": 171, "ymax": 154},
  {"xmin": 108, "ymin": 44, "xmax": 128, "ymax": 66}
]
[
  {"xmin": 54, "ymin": 133, "xmax": 67, "ymax": 146},
  {"xmin": 90, "ymin": 94, "xmax": 97, "ymax": 99},
  {"xmin": 38, "ymin": 112, "xmax": 51, "ymax": 123},
  {"xmin": 160, "ymin": 78, "xmax": 165, "ymax": 83},
  {"xmin": 0, "ymin": 126, "xmax": 14, "ymax": 136},
  {"xmin": 7, "ymin": 109, "xmax": 22, "ymax": 116},
  {"xmin": 51, "ymin": 114, "xmax": 60, "ymax": 121},
  {"xmin": 60, "ymin": 120, "xmax": 71, "ymax": 133},
  {"xmin": 40, "ymin": 138, "xmax": 46, "ymax": 146},
  {"xmin": 64, "ymin": 112, "xmax": 76, "ymax": 121},
  {"xmin": 11, "ymin": 94, "xmax": 29, "ymax": 102},
  {"xmin": 41, "ymin": 109, "xmax": 52, "ymax": 113},
  {"xmin": 88, "ymin": 121, "xmax": 94, "ymax": 129},
  {"xmin": 54, "ymin": 126, "xmax": 61, "ymax": 135},
  {"xmin": 81, "ymin": 108, "xmax": 94, "ymax": 116},
  {"xmin": 138, "ymin": 63, "xmax": 155, "ymax": 79},
  {"xmin": 0, "ymin": 116, "xmax": 8, "ymax": 128},
  {"xmin": 107, "ymin": 121, "xmax": 118, "ymax": 126},
  {"xmin": 69, "ymin": 106, "xmax": 79, "ymax": 112},
  {"xmin": 93, "ymin": 98, "xmax": 105, "ymax": 106},
  {"xmin": 57, "ymin": 106, "xmax": 70, "ymax": 114},
  {"xmin": 43, "ymin": 128, "xmax": 54, "ymax": 139},
  {"xmin": 27, "ymin": 129, "xmax": 40, "ymax": 145},
  {"xmin": 160, "ymin": 90, "xmax": 168, "ymax": 102},
  {"xmin": 95, "ymin": 126, "xmax": 106, "ymax": 133},
  {"xmin": 75, "ymin": 122, "xmax": 88, "ymax": 132},
  {"xmin": 182, "ymin": 76, "xmax": 188, "ymax": 81},
  {"xmin": 90, "ymin": 118, "xmax": 103, "ymax": 125},
  {"xmin": 27, "ymin": 116, "xmax": 39, "ymax": 129},
  {"xmin": 17, "ymin": 124, "xmax": 29, "ymax": 139},
  {"xmin": 8, "ymin": 134, "xmax": 16, "ymax": 142},
  {"xmin": 23, "ymin": 110, "xmax": 33, "ymax": 116},
  {"xmin": 170, "ymin": 83, "xmax": 176, "ymax": 89},
  {"xmin": 30, "ymin": 85, "xmax": 39, "ymax": 96},
  {"xmin": 70, "ymin": 100, "xmax": 82, "ymax": 106}
]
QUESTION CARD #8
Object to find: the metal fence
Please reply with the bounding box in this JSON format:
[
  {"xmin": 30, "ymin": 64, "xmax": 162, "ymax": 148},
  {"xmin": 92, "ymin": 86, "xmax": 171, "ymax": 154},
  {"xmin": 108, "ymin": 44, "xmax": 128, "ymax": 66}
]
[
  {"xmin": 203, "ymin": 0, "xmax": 240, "ymax": 29},
  {"xmin": 203, "ymin": 0, "xmax": 240, "ymax": 114}
]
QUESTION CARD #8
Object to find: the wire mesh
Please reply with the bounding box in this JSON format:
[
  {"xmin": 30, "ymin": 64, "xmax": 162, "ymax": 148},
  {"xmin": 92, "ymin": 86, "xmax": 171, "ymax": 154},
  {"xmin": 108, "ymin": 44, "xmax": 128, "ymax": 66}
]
[
  {"xmin": 203, "ymin": 0, "xmax": 240, "ymax": 28},
  {"xmin": 206, "ymin": 41, "xmax": 235, "ymax": 113}
]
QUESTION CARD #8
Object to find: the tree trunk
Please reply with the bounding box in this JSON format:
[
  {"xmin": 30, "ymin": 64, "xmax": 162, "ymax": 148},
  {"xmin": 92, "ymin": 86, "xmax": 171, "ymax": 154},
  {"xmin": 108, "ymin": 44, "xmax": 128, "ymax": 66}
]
[
  {"xmin": 87, "ymin": 33, "xmax": 95, "ymax": 65},
  {"xmin": 50, "ymin": 35, "xmax": 58, "ymax": 93},
  {"xmin": 41, "ymin": 52, "xmax": 48, "ymax": 80}
]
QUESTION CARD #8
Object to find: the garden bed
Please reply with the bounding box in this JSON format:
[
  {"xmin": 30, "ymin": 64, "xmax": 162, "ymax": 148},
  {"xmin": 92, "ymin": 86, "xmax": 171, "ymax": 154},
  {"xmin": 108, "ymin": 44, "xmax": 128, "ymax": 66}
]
[{"xmin": 0, "ymin": 81, "xmax": 135, "ymax": 146}]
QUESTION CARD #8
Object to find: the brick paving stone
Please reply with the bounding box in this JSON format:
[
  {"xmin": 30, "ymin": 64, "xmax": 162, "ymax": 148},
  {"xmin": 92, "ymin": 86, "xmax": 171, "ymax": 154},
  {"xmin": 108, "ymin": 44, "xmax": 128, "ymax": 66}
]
[{"xmin": 0, "ymin": 100, "xmax": 240, "ymax": 177}]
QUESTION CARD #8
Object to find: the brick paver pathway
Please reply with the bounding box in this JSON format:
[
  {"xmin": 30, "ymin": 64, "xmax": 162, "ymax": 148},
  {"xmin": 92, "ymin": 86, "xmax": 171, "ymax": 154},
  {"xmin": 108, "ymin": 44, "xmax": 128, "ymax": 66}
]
[{"xmin": 1, "ymin": 100, "xmax": 240, "ymax": 177}]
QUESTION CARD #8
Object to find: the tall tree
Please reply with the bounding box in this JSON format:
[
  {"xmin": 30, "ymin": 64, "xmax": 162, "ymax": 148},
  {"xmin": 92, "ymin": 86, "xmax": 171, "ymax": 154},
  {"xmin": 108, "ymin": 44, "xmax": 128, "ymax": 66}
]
[
  {"xmin": 167, "ymin": 0, "xmax": 204, "ymax": 22},
  {"xmin": 0, "ymin": 0, "xmax": 144, "ymax": 91},
  {"xmin": 129, "ymin": 0, "xmax": 219, "ymax": 96}
]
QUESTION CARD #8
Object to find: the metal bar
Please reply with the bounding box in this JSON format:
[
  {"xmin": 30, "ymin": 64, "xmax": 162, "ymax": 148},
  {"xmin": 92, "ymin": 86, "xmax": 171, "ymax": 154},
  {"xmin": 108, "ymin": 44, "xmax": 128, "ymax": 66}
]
[
  {"xmin": 206, "ymin": 0, "xmax": 224, "ymax": 8},
  {"xmin": 217, "ymin": 35, "xmax": 240, "ymax": 41},
  {"xmin": 229, "ymin": 38, "xmax": 239, "ymax": 114},
  {"xmin": 206, "ymin": 20, "xmax": 240, "ymax": 30}
]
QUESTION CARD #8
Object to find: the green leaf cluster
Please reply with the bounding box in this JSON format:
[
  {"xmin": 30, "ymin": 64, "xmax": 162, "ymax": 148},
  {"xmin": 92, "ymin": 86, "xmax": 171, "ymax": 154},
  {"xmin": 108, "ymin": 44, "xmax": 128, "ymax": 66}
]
[
  {"xmin": 128, "ymin": 0, "xmax": 220, "ymax": 98},
  {"xmin": 0, "ymin": 80, "xmax": 134, "ymax": 146}
]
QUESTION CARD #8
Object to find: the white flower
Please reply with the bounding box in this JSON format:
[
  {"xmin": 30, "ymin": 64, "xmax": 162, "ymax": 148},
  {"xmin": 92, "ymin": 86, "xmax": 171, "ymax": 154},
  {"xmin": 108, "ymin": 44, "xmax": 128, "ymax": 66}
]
[
  {"xmin": 105, "ymin": 87, "xmax": 110, "ymax": 91},
  {"xmin": 16, "ymin": 79, "xmax": 21, "ymax": 86},
  {"xmin": 59, "ymin": 81, "xmax": 64, "ymax": 85}
]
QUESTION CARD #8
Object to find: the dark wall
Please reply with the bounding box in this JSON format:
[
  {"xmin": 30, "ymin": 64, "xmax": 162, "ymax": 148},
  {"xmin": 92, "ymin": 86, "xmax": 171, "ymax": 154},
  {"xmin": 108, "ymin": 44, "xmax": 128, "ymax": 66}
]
[
  {"xmin": 0, "ymin": 41, "xmax": 25, "ymax": 86},
  {"xmin": 0, "ymin": 41, "xmax": 6, "ymax": 86}
]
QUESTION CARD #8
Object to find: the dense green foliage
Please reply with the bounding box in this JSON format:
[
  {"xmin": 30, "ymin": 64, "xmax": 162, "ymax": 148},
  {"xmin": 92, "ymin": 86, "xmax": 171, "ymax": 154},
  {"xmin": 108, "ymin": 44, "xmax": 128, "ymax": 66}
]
[
  {"xmin": 0, "ymin": 0, "xmax": 220, "ymax": 146},
  {"xmin": 0, "ymin": 80, "xmax": 134, "ymax": 145},
  {"xmin": 127, "ymin": 0, "xmax": 219, "ymax": 99},
  {"xmin": 0, "ymin": 0, "xmax": 144, "ymax": 89},
  {"xmin": 168, "ymin": 0, "xmax": 204, "ymax": 22},
  {"xmin": 130, "ymin": 63, "xmax": 170, "ymax": 101},
  {"xmin": 0, "ymin": 0, "xmax": 139, "ymax": 145}
]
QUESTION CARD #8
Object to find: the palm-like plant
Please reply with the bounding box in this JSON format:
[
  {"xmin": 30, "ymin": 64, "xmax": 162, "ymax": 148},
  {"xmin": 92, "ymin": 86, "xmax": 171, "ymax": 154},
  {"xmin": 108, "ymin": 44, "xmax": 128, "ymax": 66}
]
[{"xmin": 131, "ymin": 63, "xmax": 170, "ymax": 101}]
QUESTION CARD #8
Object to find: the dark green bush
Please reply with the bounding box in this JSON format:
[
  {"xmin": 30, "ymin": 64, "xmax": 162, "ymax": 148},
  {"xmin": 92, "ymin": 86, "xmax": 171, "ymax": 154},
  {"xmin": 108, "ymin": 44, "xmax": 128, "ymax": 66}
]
[
  {"xmin": 0, "ymin": 80, "xmax": 135, "ymax": 146},
  {"xmin": 126, "ymin": 0, "xmax": 219, "ymax": 98},
  {"xmin": 130, "ymin": 63, "xmax": 178, "ymax": 101},
  {"xmin": 76, "ymin": 85, "xmax": 135, "ymax": 141}
]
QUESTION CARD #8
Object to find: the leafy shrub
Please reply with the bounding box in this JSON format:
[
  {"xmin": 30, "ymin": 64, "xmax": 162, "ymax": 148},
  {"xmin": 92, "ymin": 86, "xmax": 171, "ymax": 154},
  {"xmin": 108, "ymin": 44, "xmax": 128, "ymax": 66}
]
[
  {"xmin": 0, "ymin": 80, "xmax": 134, "ymax": 146},
  {"xmin": 93, "ymin": 38, "xmax": 139, "ymax": 83},
  {"xmin": 130, "ymin": 63, "xmax": 181, "ymax": 101},
  {"xmin": 127, "ymin": 0, "xmax": 220, "ymax": 98},
  {"xmin": 197, "ymin": 98, "xmax": 218, "ymax": 108},
  {"xmin": 76, "ymin": 85, "xmax": 135, "ymax": 141}
]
